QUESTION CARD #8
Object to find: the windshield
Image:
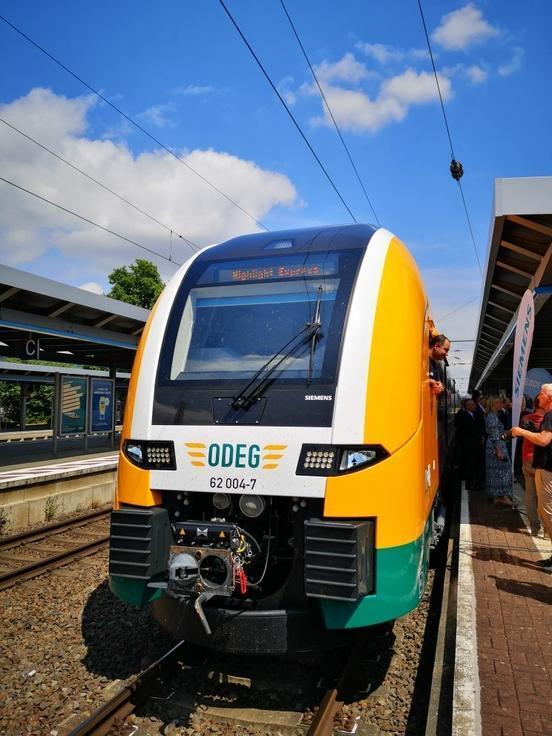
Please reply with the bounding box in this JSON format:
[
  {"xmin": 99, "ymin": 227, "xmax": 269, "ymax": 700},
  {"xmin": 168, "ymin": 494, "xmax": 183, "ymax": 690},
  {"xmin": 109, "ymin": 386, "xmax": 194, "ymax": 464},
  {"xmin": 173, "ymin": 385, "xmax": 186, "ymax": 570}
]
[
  {"xmin": 170, "ymin": 279, "xmax": 338, "ymax": 382},
  {"xmin": 157, "ymin": 249, "xmax": 362, "ymax": 392}
]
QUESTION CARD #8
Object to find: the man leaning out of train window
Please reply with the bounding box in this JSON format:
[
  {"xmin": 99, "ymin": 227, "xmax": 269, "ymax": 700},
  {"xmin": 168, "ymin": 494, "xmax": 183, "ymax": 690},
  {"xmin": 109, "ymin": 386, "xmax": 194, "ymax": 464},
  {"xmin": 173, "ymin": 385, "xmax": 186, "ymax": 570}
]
[
  {"xmin": 428, "ymin": 334, "xmax": 450, "ymax": 396},
  {"xmin": 511, "ymin": 383, "xmax": 552, "ymax": 571}
]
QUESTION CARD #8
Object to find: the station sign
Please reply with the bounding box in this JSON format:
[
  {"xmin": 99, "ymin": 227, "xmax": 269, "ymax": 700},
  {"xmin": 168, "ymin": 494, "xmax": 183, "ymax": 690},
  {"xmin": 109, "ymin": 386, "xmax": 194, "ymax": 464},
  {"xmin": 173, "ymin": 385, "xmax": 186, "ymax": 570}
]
[
  {"xmin": 24, "ymin": 335, "xmax": 41, "ymax": 359},
  {"xmin": 59, "ymin": 376, "xmax": 88, "ymax": 436},
  {"xmin": 89, "ymin": 378, "xmax": 115, "ymax": 434}
]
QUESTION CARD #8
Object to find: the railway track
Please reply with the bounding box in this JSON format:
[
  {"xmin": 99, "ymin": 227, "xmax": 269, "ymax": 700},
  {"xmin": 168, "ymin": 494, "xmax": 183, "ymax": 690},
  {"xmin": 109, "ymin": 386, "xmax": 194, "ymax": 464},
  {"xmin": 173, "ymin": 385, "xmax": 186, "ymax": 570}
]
[
  {"xmin": 0, "ymin": 507, "xmax": 111, "ymax": 591},
  {"xmin": 66, "ymin": 488, "xmax": 459, "ymax": 736},
  {"xmin": 66, "ymin": 629, "xmax": 390, "ymax": 736}
]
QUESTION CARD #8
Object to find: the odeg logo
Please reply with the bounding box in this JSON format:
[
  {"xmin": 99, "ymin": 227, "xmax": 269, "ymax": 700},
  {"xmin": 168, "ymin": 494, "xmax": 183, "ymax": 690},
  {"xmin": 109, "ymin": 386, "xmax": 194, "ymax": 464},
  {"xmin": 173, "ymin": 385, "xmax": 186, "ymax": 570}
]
[
  {"xmin": 185, "ymin": 442, "xmax": 287, "ymax": 470},
  {"xmin": 208, "ymin": 443, "xmax": 260, "ymax": 468}
]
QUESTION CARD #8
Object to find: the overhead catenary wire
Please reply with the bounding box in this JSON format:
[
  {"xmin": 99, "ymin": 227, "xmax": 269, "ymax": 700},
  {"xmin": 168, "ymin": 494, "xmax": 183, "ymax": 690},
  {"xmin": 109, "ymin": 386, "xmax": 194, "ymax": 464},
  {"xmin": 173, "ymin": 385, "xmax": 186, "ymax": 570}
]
[
  {"xmin": 217, "ymin": 0, "xmax": 358, "ymax": 223},
  {"xmin": 278, "ymin": 0, "xmax": 381, "ymax": 227},
  {"xmin": 0, "ymin": 176, "xmax": 182, "ymax": 268},
  {"xmin": 0, "ymin": 12, "xmax": 269, "ymax": 233},
  {"xmin": 415, "ymin": 0, "xmax": 483, "ymax": 278},
  {"xmin": 436, "ymin": 295, "xmax": 480, "ymax": 322},
  {"xmin": 0, "ymin": 117, "xmax": 200, "ymax": 253}
]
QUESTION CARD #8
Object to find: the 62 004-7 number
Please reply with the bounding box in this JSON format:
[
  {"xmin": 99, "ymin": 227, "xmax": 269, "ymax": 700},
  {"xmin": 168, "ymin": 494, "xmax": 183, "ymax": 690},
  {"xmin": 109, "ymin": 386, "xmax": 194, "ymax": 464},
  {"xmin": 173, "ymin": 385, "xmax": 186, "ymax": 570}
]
[{"xmin": 210, "ymin": 477, "xmax": 257, "ymax": 490}]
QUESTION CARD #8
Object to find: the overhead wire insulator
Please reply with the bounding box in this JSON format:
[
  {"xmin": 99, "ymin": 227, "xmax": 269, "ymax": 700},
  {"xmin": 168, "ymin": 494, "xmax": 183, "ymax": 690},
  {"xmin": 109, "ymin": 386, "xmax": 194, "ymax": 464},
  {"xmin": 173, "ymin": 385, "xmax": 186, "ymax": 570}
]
[{"xmin": 450, "ymin": 159, "xmax": 464, "ymax": 181}]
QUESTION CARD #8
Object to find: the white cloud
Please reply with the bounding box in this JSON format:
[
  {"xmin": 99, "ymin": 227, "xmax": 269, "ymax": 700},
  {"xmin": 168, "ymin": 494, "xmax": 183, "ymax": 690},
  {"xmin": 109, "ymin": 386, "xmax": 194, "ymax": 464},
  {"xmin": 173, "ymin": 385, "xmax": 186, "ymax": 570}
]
[
  {"xmin": 277, "ymin": 76, "xmax": 297, "ymax": 106},
  {"xmin": 432, "ymin": 4, "xmax": 499, "ymax": 51},
  {"xmin": 498, "ymin": 47, "xmax": 524, "ymax": 76},
  {"xmin": 173, "ymin": 85, "xmax": 216, "ymax": 96},
  {"xmin": 0, "ymin": 88, "xmax": 298, "ymax": 278},
  {"xmin": 310, "ymin": 67, "xmax": 451, "ymax": 133},
  {"xmin": 466, "ymin": 64, "xmax": 488, "ymax": 83},
  {"xmin": 314, "ymin": 53, "xmax": 373, "ymax": 84},
  {"xmin": 138, "ymin": 102, "xmax": 176, "ymax": 128},
  {"xmin": 356, "ymin": 43, "xmax": 404, "ymax": 64},
  {"xmin": 410, "ymin": 48, "xmax": 431, "ymax": 61},
  {"xmin": 79, "ymin": 281, "xmax": 104, "ymax": 294},
  {"xmin": 312, "ymin": 85, "xmax": 406, "ymax": 132},
  {"xmin": 381, "ymin": 69, "xmax": 451, "ymax": 104}
]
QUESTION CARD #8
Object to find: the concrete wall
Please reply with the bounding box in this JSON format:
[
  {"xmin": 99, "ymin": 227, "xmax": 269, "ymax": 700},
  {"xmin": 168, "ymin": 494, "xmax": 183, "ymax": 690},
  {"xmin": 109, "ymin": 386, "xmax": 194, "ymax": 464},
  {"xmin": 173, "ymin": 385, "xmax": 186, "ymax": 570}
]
[{"xmin": 0, "ymin": 470, "xmax": 116, "ymax": 531}]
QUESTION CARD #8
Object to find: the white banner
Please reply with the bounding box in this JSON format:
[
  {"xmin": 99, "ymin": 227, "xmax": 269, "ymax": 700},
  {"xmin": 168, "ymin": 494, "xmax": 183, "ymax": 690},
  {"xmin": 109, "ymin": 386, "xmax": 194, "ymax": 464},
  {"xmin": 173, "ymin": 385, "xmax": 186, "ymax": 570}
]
[{"xmin": 511, "ymin": 289, "xmax": 535, "ymax": 467}]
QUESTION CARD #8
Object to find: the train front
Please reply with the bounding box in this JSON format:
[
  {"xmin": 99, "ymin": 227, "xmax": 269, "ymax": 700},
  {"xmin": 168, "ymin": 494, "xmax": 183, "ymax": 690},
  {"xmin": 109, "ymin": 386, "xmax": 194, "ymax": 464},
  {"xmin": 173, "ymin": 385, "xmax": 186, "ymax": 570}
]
[{"xmin": 109, "ymin": 224, "xmax": 435, "ymax": 653}]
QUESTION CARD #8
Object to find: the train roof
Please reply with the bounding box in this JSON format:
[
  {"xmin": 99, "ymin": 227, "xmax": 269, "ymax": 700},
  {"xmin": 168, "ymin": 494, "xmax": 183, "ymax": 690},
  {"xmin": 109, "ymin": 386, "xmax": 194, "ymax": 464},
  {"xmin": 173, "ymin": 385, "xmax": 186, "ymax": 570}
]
[{"xmin": 200, "ymin": 223, "xmax": 379, "ymax": 261}]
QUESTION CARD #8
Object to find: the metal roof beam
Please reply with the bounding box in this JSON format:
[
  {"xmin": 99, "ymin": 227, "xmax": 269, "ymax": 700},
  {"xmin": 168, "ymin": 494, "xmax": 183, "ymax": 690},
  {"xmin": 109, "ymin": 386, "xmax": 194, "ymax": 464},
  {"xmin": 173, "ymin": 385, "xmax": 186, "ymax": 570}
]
[
  {"xmin": 500, "ymin": 239, "xmax": 543, "ymax": 262},
  {"xmin": 48, "ymin": 302, "xmax": 75, "ymax": 318},
  {"xmin": 0, "ymin": 286, "xmax": 20, "ymax": 304},
  {"xmin": 487, "ymin": 299, "xmax": 515, "ymax": 314},
  {"xmin": 485, "ymin": 313, "xmax": 510, "ymax": 327},
  {"xmin": 94, "ymin": 314, "xmax": 117, "ymax": 328},
  {"xmin": 481, "ymin": 324, "xmax": 504, "ymax": 337},
  {"xmin": 491, "ymin": 281, "xmax": 524, "ymax": 299},
  {"xmin": 496, "ymin": 260, "xmax": 534, "ymax": 280},
  {"xmin": 507, "ymin": 214, "xmax": 552, "ymax": 239}
]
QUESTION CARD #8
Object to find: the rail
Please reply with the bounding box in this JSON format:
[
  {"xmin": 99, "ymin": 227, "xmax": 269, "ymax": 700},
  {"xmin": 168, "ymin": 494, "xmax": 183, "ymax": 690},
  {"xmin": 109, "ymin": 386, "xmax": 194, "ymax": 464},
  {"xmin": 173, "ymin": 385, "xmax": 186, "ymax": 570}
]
[
  {"xmin": 0, "ymin": 509, "xmax": 111, "ymax": 590},
  {"xmin": 68, "ymin": 641, "xmax": 187, "ymax": 736}
]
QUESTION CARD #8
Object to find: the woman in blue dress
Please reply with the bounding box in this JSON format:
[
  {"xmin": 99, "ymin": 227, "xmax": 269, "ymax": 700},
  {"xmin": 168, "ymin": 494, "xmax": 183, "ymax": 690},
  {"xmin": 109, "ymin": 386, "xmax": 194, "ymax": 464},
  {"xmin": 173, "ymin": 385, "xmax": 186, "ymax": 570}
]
[{"xmin": 485, "ymin": 396, "xmax": 513, "ymax": 506}]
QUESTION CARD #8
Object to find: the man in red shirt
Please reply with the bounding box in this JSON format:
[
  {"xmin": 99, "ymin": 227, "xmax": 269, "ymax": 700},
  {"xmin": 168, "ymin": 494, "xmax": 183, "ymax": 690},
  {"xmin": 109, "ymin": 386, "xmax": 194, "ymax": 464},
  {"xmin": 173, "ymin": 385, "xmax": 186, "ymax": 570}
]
[
  {"xmin": 520, "ymin": 398, "xmax": 545, "ymax": 536},
  {"xmin": 512, "ymin": 383, "xmax": 552, "ymax": 571}
]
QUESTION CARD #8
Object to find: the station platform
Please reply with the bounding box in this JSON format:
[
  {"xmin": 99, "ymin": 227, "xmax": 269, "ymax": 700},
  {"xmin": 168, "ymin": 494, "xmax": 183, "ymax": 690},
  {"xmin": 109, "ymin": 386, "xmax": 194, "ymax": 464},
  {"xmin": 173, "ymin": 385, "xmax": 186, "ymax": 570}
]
[
  {"xmin": 455, "ymin": 482, "xmax": 552, "ymax": 736},
  {"xmin": 0, "ymin": 452, "xmax": 117, "ymax": 530}
]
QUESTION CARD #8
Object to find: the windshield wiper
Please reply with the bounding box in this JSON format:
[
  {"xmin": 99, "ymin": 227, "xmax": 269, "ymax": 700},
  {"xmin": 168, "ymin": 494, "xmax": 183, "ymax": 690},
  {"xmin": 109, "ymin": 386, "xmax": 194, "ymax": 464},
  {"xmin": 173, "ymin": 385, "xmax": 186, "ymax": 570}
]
[
  {"xmin": 307, "ymin": 286, "xmax": 323, "ymax": 384},
  {"xmin": 231, "ymin": 288, "xmax": 323, "ymax": 411}
]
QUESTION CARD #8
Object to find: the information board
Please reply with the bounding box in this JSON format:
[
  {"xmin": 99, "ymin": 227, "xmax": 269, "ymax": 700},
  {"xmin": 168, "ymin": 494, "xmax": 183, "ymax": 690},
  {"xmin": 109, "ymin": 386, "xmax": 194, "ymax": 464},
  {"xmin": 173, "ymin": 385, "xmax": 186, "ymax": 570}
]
[
  {"xmin": 59, "ymin": 376, "xmax": 88, "ymax": 436},
  {"xmin": 89, "ymin": 378, "xmax": 115, "ymax": 433}
]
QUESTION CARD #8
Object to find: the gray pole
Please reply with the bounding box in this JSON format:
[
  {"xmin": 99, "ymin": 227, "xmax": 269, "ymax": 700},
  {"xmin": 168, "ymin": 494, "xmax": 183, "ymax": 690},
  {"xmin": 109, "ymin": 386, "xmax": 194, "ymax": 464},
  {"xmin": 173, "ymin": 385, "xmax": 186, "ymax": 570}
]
[
  {"xmin": 20, "ymin": 382, "xmax": 28, "ymax": 431},
  {"xmin": 52, "ymin": 374, "xmax": 59, "ymax": 456}
]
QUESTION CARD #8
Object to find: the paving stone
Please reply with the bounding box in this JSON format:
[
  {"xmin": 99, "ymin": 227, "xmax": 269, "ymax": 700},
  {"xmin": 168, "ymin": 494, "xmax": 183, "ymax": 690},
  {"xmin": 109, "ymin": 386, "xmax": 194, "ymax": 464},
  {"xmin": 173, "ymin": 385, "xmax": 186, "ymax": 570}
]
[{"xmin": 467, "ymin": 490, "xmax": 552, "ymax": 736}]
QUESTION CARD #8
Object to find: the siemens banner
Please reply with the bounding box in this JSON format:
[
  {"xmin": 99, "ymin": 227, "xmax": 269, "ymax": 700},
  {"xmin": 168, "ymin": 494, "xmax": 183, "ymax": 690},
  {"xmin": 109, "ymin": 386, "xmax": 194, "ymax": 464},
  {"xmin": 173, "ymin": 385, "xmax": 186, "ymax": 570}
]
[
  {"xmin": 89, "ymin": 378, "xmax": 115, "ymax": 433},
  {"xmin": 511, "ymin": 289, "xmax": 535, "ymax": 466}
]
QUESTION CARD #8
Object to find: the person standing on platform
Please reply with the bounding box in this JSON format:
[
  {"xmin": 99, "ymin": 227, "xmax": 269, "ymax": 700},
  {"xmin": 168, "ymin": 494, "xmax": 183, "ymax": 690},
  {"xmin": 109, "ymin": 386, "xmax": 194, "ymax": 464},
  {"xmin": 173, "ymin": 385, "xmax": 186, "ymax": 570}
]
[
  {"xmin": 455, "ymin": 399, "xmax": 485, "ymax": 491},
  {"xmin": 512, "ymin": 383, "xmax": 552, "ymax": 570},
  {"xmin": 485, "ymin": 396, "xmax": 513, "ymax": 507},
  {"xmin": 471, "ymin": 390, "xmax": 487, "ymax": 490},
  {"xmin": 520, "ymin": 397, "xmax": 545, "ymax": 536}
]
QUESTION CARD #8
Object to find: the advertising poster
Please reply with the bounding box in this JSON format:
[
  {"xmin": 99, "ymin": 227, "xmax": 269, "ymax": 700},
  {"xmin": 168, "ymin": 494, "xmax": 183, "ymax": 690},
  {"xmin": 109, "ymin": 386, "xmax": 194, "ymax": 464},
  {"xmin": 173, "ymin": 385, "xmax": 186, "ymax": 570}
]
[
  {"xmin": 89, "ymin": 378, "xmax": 115, "ymax": 433},
  {"xmin": 60, "ymin": 376, "xmax": 88, "ymax": 435}
]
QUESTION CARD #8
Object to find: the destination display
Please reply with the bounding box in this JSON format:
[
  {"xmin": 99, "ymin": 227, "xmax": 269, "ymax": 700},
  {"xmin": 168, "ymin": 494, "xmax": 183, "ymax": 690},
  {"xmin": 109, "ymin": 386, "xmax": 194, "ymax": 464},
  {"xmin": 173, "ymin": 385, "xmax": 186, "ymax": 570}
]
[
  {"xmin": 89, "ymin": 378, "xmax": 115, "ymax": 433},
  {"xmin": 59, "ymin": 376, "xmax": 88, "ymax": 436},
  {"xmin": 199, "ymin": 254, "xmax": 339, "ymax": 285}
]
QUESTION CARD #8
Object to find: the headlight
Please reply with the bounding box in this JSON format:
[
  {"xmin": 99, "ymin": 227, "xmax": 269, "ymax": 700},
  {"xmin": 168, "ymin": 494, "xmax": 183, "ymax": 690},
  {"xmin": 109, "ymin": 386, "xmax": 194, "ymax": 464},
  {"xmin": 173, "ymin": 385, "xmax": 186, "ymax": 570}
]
[
  {"xmin": 296, "ymin": 444, "xmax": 388, "ymax": 476},
  {"xmin": 123, "ymin": 439, "xmax": 176, "ymax": 469}
]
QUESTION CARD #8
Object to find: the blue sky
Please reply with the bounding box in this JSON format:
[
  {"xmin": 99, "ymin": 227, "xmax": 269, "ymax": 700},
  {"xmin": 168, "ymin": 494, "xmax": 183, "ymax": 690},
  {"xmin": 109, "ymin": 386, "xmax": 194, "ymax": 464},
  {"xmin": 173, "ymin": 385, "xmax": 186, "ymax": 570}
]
[{"xmin": 1, "ymin": 1, "xmax": 551, "ymax": 390}]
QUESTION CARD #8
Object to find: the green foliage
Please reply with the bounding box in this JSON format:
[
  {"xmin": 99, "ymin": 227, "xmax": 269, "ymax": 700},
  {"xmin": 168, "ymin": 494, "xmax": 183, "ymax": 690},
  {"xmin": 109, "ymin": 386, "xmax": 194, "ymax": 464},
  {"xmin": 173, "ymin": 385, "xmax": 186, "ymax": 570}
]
[
  {"xmin": 44, "ymin": 496, "xmax": 60, "ymax": 522},
  {"xmin": 0, "ymin": 382, "xmax": 53, "ymax": 428},
  {"xmin": 27, "ymin": 385, "xmax": 53, "ymax": 425},
  {"xmin": 107, "ymin": 258, "xmax": 165, "ymax": 309},
  {"xmin": 0, "ymin": 382, "xmax": 20, "ymax": 426}
]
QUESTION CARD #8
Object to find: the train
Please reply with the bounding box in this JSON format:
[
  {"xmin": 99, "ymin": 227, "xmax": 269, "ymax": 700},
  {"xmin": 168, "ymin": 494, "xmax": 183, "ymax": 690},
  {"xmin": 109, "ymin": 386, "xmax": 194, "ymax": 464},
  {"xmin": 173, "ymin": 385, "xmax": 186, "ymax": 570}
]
[{"xmin": 108, "ymin": 224, "xmax": 456, "ymax": 654}]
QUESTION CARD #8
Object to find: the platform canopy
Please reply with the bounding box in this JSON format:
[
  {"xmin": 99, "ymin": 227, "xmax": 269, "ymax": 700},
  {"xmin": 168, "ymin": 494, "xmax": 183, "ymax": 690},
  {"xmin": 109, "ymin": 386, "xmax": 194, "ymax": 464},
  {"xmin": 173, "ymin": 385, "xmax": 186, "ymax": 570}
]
[
  {"xmin": 0, "ymin": 264, "xmax": 149, "ymax": 371},
  {"xmin": 470, "ymin": 177, "xmax": 552, "ymax": 392}
]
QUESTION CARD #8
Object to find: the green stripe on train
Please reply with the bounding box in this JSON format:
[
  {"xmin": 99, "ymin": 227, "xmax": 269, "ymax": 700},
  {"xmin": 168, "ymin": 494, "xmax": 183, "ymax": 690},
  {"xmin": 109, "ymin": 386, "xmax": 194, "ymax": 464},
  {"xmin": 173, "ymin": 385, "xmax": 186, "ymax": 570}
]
[
  {"xmin": 109, "ymin": 576, "xmax": 162, "ymax": 607},
  {"xmin": 319, "ymin": 517, "xmax": 432, "ymax": 629}
]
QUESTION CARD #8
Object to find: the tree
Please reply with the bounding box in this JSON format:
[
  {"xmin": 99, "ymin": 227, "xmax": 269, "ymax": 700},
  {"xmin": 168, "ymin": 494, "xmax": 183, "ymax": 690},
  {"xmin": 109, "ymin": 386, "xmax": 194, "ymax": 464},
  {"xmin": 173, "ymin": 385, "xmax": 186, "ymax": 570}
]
[{"xmin": 107, "ymin": 259, "xmax": 165, "ymax": 309}]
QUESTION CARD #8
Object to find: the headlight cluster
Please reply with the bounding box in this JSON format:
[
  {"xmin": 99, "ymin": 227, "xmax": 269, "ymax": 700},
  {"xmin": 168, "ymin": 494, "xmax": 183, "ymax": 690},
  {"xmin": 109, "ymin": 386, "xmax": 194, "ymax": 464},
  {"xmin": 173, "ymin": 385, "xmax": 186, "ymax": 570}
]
[
  {"xmin": 296, "ymin": 444, "xmax": 388, "ymax": 476},
  {"xmin": 123, "ymin": 439, "xmax": 176, "ymax": 470},
  {"xmin": 304, "ymin": 449, "xmax": 335, "ymax": 470}
]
